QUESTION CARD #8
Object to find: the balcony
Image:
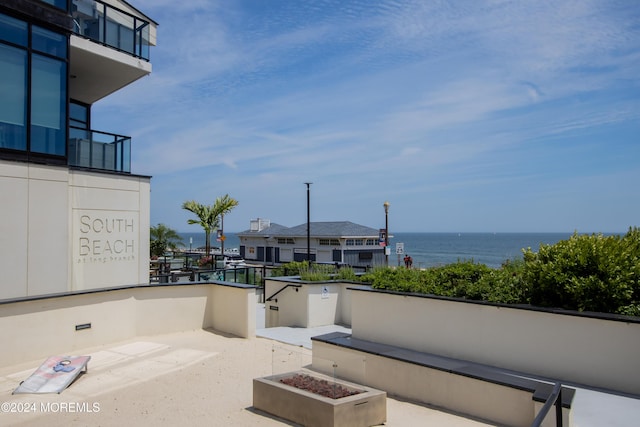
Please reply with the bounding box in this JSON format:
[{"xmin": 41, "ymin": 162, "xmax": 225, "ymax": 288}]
[
  {"xmin": 72, "ymin": 0, "xmax": 152, "ymax": 60},
  {"xmin": 69, "ymin": 0, "xmax": 156, "ymax": 104},
  {"xmin": 68, "ymin": 126, "xmax": 131, "ymax": 173}
]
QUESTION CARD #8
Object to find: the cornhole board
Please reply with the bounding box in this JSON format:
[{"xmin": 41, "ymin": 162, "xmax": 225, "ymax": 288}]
[{"xmin": 13, "ymin": 355, "xmax": 91, "ymax": 394}]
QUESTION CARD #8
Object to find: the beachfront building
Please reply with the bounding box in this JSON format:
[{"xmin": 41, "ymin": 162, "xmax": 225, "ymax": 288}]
[
  {"xmin": 237, "ymin": 218, "xmax": 388, "ymax": 267},
  {"xmin": 0, "ymin": 0, "xmax": 157, "ymax": 299}
]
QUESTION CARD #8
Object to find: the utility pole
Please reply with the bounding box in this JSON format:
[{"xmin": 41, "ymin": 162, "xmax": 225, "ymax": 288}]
[
  {"xmin": 305, "ymin": 182, "xmax": 312, "ymax": 263},
  {"xmin": 384, "ymin": 201, "xmax": 390, "ymax": 266}
]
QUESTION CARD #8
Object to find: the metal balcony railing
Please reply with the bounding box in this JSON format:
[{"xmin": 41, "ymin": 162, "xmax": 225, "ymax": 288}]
[
  {"xmin": 68, "ymin": 126, "xmax": 131, "ymax": 173},
  {"xmin": 71, "ymin": 0, "xmax": 151, "ymax": 60}
]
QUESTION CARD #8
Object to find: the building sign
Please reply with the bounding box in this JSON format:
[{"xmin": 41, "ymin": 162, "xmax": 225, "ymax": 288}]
[
  {"xmin": 379, "ymin": 229, "xmax": 386, "ymax": 246},
  {"xmin": 75, "ymin": 212, "xmax": 137, "ymax": 264},
  {"xmin": 396, "ymin": 243, "xmax": 404, "ymax": 255}
]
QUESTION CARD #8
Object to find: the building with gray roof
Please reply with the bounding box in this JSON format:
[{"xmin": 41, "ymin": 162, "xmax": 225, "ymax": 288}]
[{"xmin": 237, "ymin": 219, "xmax": 388, "ymax": 267}]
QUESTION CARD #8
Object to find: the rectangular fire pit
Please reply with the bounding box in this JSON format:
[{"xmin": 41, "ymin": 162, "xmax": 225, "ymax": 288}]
[{"xmin": 253, "ymin": 370, "xmax": 386, "ymax": 427}]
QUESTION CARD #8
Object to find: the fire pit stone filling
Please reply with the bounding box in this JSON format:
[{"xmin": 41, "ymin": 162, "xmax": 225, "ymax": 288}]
[{"xmin": 279, "ymin": 373, "xmax": 363, "ymax": 399}]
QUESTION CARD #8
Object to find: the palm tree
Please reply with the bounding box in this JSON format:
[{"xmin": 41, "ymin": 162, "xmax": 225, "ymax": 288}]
[
  {"xmin": 182, "ymin": 194, "xmax": 239, "ymax": 257},
  {"xmin": 150, "ymin": 223, "xmax": 183, "ymax": 257}
]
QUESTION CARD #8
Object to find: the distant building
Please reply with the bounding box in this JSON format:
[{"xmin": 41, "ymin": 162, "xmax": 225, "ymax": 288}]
[
  {"xmin": 0, "ymin": 1, "xmax": 157, "ymax": 298},
  {"xmin": 237, "ymin": 219, "xmax": 389, "ymax": 267}
]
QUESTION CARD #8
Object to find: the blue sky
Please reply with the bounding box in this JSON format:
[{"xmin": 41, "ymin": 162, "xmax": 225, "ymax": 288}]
[{"xmin": 94, "ymin": 0, "xmax": 639, "ymax": 233}]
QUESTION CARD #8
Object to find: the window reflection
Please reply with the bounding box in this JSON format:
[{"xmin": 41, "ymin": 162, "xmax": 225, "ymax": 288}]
[
  {"xmin": 32, "ymin": 26, "xmax": 67, "ymax": 59},
  {"xmin": 0, "ymin": 44, "xmax": 27, "ymax": 150},
  {"xmin": 41, "ymin": 0, "xmax": 68, "ymax": 11},
  {"xmin": 0, "ymin": 12, "xmax": 28, "ymax": 46},
  {"xmin": 30, "ymin": 55, "xmax": 67, "ymax": 156}
]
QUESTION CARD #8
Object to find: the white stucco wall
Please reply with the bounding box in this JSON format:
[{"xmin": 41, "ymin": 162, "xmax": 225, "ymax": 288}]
[
  {"xmin": 307, "ymin": 283, "xmax": 340, "ymax": 327},
  {"xmin": 0, "ymin": 161, "xmax": 150, "ymax": 299},
  {"xmin": 264, "ymin": 279, "xmax": 352, "ymax": 328},
  {"xmin": 0, "ymin": 162, "xmax": 29, "ymax": 298},
  {"xmin": 210, "ymin": 283, "xmax": 256, "ymax": 339},
  {"xmin": 0, "ymin": 283, "xmax": 255, "ymax": 366},
  {"xmin": 264, "ymin": 279, "xmax": 307, "ymax": 328},
  {"xmin": 70, "ymin": 170, "xmax": 150, "ymax": 290}
]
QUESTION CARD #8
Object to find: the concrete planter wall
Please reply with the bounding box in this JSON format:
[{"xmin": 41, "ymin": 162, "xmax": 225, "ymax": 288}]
[
  {"xmin": 312, "ymin": 339, "xmax": 571, "ymax": 427},
  {"xmin": 253, "ymin": 370, "xmax": 386, "ymax": 427},
  {"xmin": 349, "ymin": 286, "xmax": 640, "ymax": 395},
  {"xmin": 264, "ymin": 278, "xmax": 353, "ymax": 328},
  {"xmin": 0, "ymin": 282, "xmax": 256, "ymax": 366}
]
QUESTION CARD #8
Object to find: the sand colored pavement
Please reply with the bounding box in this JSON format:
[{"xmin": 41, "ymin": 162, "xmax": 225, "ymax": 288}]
[{"xmin": 0, "ymin": 329, "xmax": 493, "ymax": 426}]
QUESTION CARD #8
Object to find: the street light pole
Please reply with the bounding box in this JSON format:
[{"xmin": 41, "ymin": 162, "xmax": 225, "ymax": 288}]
[
  {"xmin": 305, "ymin": 182, "xmax": 312, "ymax": 263},
  {"xmin": 220, "ymin": 214, "xmax": 224, "ymax": 255},
  {"xmin": 384, "ymin": 201, "xmax": 390, "ymax": 266}
]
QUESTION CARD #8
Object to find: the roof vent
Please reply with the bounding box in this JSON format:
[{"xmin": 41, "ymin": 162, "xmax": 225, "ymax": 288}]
[{"xmin": 250, "ymin": 218, "xmax": 270, "ymax": 232}]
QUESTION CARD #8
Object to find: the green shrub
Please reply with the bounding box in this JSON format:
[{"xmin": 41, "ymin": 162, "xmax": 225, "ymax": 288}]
[
  {"xmin": 523, "ymin": 228, "xmax": 639, "ymax": 314},
  {"xmin": 364, "ymin": 261, "xmax": 492, "ymax": 298},
  {"xmin": 618, "ymin": 304, "xmax": 640, "ymax": 317},
  {"xmin": 335, "ymin": 267, "xmax": 357, "ymax": 281},
  {"xmin": 470, "ymin": 258, "xmax": 528, "ymax": 304},
  {"xmin": 299, "ymin": 264, "xmax": 334, "ymax": 281},
  {"xmin": 271, "ymin": 261, "xmax": 340, "ymax": 282},
  {"xmin": 361, "ymin": 266, "xmax": 425, "ymax": 293},
  {"xmin": 270, "ymin": 261, "xmax": 310, "ymax": 277},
  {"xmin": 430, "ymin": 261, "xmax": 492, "ymax": 298}
]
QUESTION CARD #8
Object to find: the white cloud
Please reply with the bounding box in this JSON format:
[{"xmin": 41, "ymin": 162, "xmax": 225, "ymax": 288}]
[{"xmin": 97, "ymin": 0, "xmax": 640, "ymax": 232}]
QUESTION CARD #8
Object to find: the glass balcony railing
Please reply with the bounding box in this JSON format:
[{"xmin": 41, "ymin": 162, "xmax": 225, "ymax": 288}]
[
  {"xmin": 71, "ymin": 0, "xmax": 151, "ymax": 60},
  {"xmin": 69, "ymin": 126, "xmax": 131, "ymax": 173}
]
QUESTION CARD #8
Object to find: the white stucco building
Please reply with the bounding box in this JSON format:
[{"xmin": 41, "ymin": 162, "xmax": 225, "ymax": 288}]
[
  {"xmin": 237, "ymin": 219, "xmax": 389, "ymax": 268},
  {"xmin": 0, "ymin": 0, "xmax": 157, "ymax": 299}
]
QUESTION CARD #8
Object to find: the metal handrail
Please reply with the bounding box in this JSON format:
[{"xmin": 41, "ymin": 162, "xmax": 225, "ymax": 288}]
[
  {"xmin": 265, "ymin": 284, "xmax": 301, "ymax": 302},
  {"xmin": 531, "ymin": 382, "xmax": 563, "ymax": 427}
]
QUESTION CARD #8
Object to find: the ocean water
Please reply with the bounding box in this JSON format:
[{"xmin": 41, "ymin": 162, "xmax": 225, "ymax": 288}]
[
  {"xmin": 178, "ymin": 231, "xmax": 580, "ymax": 268},
  {"xmin": 390, "ymin": 232, "xmax": 573, "ymax": 269},
  {"xmin": 178, "ymin": 232, "xmax": 241, "ymax": 253}
]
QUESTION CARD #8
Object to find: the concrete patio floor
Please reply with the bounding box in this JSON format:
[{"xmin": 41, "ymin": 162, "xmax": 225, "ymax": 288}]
[{"xmin": 0, "ymin": 328, "xmax": 495, "ymax": 426}]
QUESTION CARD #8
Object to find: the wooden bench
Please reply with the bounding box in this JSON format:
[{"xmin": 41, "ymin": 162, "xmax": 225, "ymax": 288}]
[{"xmin": 311, "ymin": 332, "xmax": 574, "ymax": 427}]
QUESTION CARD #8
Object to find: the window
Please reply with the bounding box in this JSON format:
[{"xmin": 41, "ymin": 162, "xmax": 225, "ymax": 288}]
[
  {"xmin": 106, "ymin": 11, "xmax": 134, "ymax": 54},
  {"xmin": 359, "ymin": 252, "xmax": 373, "ymax": 261},
  {"xmin": 41, "ymin": 0, "xmax": 69, "ymax": 11},
  {"xmin": 32, "ymin": 26, "xmax": 67, "ymax": 59},
  {"xmin": 0, "ymin": 44, "xmax": 27, "ymax": 150},
  {"xmin": 70, "ymin": 102, "xmax": 89, "ymax": 129},
  {"xmin": 0, "ymin": 14, "xmax": 68, "ymax": 158},
  {"xmin": 0, "ymin": 13, "xmax": 28, "ymax": 46},
  {"xmin": 277, "ymin": 238, "xmax": 294, "ymax": 244},
  {"xmin": 366, "ymin": 239, "xmax": 377, "ymax": 245},
  {"xmin": 30, "ymin": 54, "xmax": 67, "ymax": 156},
  {"xmin": 319, "ymin": 239, "xmax": 340, "ymax": 246}
]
